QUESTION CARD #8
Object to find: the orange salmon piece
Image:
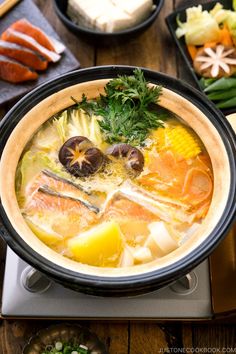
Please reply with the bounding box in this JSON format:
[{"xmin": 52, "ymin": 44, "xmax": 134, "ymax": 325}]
[
  {"xmin": 104, "ymin": 196, "xmax": 158, "ymax": 222},
  {"xmin": 27, "ymin": 171, "xmax": 87, "ymax": 200},
  {"xmin": 0, "ymin": 40, "xmax": 48, "ymax": 71},
  {"xmin": 1, "ymin": 29, "xmax": 60, "ymax": 62},
  {"xmin": 24, "ymin": 190, "xmax": 98, "ymax": 234},
  {"xmin": 10, "ymin": 18, "xmax": 65, "ymax": 54},
  {"xmin": 0, "ymin": 54, "xmax": 38, "ymax": 83}
]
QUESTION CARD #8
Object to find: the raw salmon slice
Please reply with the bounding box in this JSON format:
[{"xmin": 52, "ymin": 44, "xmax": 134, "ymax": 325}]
[
  {"xmin": 1, "ymin": 28, "xmax": 61, "ymax": 62},
  {"xmin": 0, "ymin": 40, "xmax": 48, "ymax": 71},
  {"xmin": 0, "ymin": 54, "xmax": 38, "ymax": 83},
  {"xmin": 10, "ymin": 18, "xmax": 65, "ymax": 54}
]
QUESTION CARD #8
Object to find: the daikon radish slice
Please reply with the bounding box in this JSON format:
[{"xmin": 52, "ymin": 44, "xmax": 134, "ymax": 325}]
[
  {"xmin": 132, "ymin": 246, "xmax": 153, "ymax": 263},
  {"xmin": 120, "ymin": 246, "xmax": 134, "ymax": 267},
  {"xmin": 148, "ymin": 221, "xmax": 179, "ymax": 254}
]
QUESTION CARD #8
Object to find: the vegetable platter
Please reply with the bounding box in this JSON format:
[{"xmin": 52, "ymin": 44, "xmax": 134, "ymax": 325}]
[{"xmin": 166, "ymin": 0, "xmax": 236, "ymax": 114}]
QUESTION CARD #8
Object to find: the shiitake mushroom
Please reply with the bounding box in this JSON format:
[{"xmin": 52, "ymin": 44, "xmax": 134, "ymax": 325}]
[
  {"xmin": 59, "ymin": 136, "xmax": 104, "ymax": 177},
  {"xmin": 106, "ymin": 143, "xmax": 144, "ymax": 176}
]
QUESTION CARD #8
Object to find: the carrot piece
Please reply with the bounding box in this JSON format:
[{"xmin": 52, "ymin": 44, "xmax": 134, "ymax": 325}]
[
  {"xmin": 187, "ymin": 45, "xmax": 198, "ymax": 60},
  {"xmin": 182, "ymin": 168, "xmax": 213, "ymax": 205},
  {"xmin": 219, "ymin": 23, "xmax": 233, "ymax": 46},
  {"xmin": 203, "ymin": 41, "xmax": 218, "ymax": 48}
]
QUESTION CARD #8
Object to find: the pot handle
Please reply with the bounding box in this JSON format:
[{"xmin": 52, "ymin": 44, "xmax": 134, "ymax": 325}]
[{"xmin": 226, "ymin": 114, "xmax": 236, "ymax": 132}]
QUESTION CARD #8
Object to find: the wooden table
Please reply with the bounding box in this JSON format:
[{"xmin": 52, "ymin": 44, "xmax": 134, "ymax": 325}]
[{"xmin": 0, "ymin": 0, "xmax": 236, "ymax": 353}]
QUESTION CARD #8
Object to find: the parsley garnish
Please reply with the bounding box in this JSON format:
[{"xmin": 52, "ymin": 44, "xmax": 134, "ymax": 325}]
[{"xmin": 73, "ymin": 69, "xmax": 167, "ymax": 146}]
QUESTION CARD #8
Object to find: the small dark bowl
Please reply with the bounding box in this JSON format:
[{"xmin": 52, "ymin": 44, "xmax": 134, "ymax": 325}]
[
  {"xmin": 23, "ymin": 323, "xmax": 108, "ymax": 354},
  {"xmin": 53, "ymin": 0, "xmax": 164, "ymax": 45}
]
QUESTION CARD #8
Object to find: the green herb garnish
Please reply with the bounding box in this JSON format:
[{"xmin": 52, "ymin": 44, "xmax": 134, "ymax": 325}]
[
  {"xmin": 73, "ymin": 69, "xmax": 167, "ymax": 146},
  {"xmin": 42, "ymin": 341, "xmax": 90, "ymax": 354}
]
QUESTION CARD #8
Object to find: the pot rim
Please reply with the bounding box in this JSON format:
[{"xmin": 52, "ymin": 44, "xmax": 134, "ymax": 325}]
[{"xmin": 0, "ymin": 65, "xmax": 235, "ymax": 294}]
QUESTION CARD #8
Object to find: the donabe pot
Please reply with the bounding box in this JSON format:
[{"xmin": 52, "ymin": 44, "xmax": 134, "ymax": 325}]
[{"xmin": 0, "ymin": 66, "xmax": 235, "ymax": 297}]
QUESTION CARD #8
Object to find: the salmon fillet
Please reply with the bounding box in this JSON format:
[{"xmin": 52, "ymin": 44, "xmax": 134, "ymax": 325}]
[
  {"xmin": 1, "ymin": 28, "xmax": 61, "ymax": 62},
  {"xmin": 104, "ymin": 195, "xmax": 158, "ymax": 222},
  {"xmin": 0, "ymin": 54, "xmax": 38, "ymax": 83},
  {"xmin": 10, "ymin": 18, "xmax": 65, "ymax": 54},
  {"xmin": 0, "ymin": 40, "xmax": 48, "ymax": 71}
]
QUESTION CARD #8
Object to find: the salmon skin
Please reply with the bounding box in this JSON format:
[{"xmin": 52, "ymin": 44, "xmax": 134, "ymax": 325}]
[
  {"xmin": 1, "ymin": 28, "xmax": 61, "ymax": 62},
  {"xmin": 0, "ymin": 40, "xmax": 48, "ymax": 71},
  {"xmin": 10, "ymin": 18, "xmax": 65, "ymax": 54},
  {"xmin": 0, "ymin": 54, "xmax": 38, "ymax": 83}
]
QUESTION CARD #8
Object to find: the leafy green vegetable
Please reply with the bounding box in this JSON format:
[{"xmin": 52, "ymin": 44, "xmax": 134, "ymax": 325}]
[
  {"xmin": 16, "ymin": 151, "xmax": 71, "ymax": 205},
  {"xmin": 234, "ymin": 0, "xmax": 236, "ymax": 11},
  {"xmin": 73, "ymin": 69, "xmax": 167, "ymax": 146},
  {"xmin": 175, "ymin": 5, "xmax": 220, "ymax": 45},
  {"xmin": 53, "ymin": 111, "xmax": 68, "ymax": 144},
  {"xmin": 67, "ymin": 108, "xmax": 104, "ymax": 148}
]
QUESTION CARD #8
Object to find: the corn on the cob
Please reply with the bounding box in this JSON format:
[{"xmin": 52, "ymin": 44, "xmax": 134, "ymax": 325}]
[{"xmin": 166, "ymin": 126, "xmax": 201, "ymax": 159}]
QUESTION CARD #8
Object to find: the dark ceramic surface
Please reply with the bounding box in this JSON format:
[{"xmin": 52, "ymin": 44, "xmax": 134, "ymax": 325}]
[
  {"xmin": 53, "ymin": 0, "xmax": 164, "ymax": 44},
  {"xmin": 0, "ymin": 0, "xmax": 80, "ymax": 106},
  {"xmin": 165, "ymin": 0, "xmax": 236, "ymax": 115},
  {"xmin": 0, "ymin": 66, "xmax": 235, "ymax": 297}
]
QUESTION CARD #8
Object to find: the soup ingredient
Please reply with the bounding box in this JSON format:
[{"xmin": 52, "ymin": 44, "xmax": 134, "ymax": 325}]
[
  {"xmin": 41, "ymin": 169, "xmax": 90, "ymax": 196},
  {"xmin": 194, "ymin": 45, "xmax": 236, "ymax": 78},
  {"xmin": 0, "ymin": 40, "xmax": 48, "ymax": 70},
  {"xmin": 26, "ymin": 218, "xmax": 63, "ymax": 245},
  {"xmin": 1, "ymin": 28, "xmax": 61, "ymax": 62},
  {"xmin": 140, "ymin": 146, "xmax": 213, "ymax": 221},
  {"xmin": 120, "ymin": 246, "xmax": 134, "ymax": 267},
  {"xmin": 67, "ymin": 0, "xmax": 153, "ymax": 33},
  {"xmin": 10, "ymin": 18, "xmax": 65, "ymax": 54},
  {"xmin": 0, "ymin": 54, "xmax": 38, "ymax": 83},
  {"xmin": 38, "ymin": 185, "xmax": 99, "ymax": 213},
  {"xmin": 157, "ymin": 125, "xmax": 201, "ymax": 159},
  {"xmin": 146, "ymin": 221, "xmax": 179, "ymax": 255},
  {"xmin": 24, "ymin": 187, "xmax": 98, "ymax": 238},
  {"xmin": 42, "ymin": 341, "xmax": 90, "ymax": 354},
  {"xmin": 75, "ymin": 68, "xmax": 166, "ymax": 145},
  {"xmin": 176, "ymin": 5, "xmax": 220, "ymax": 45},
  {"xmin": 67, "ymin": 108, "xmax": 104, "ymax": 148},
  {"xmin": 68, "ymin": 221, "xmax": 123, "ymax": 267},
  {"xmin": 182, "ymin": 167, "xmax": 213, "ymax": 205},
  {"xmin": 59, "ymin": 136, "xmax": 105, "ymax": 177},
  {"xmin": 106, "ymin": 143, "xmax": 144, "ymax": 175}
]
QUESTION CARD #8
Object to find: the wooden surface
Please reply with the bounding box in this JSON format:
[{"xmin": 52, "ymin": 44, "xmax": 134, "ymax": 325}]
[{"xmin": 0, "ymin": 0, "xmax": 236, "ymax": 353}]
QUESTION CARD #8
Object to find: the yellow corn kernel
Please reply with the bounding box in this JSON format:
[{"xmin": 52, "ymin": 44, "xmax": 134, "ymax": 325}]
[
  {"xmin": 166, "ymin": 126, "xmax": 201, "ymax": 159},
  {"xmin": 152, "ymin": 127, "xmax": 166, "ymax": 151}
]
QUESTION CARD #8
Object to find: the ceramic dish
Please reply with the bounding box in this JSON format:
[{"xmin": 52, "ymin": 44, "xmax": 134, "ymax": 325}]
[
  {"xmin": 0, "ymin": 66, "xmax": 235, "ymax": 297},
  {"xmin": 53, "ymin": 0, "xmax": 164, "ymax": 44},
  {"xmin": 23, "ymin": 323, "xmax": 108, "ymax": 354},
  {"xmin": 165, "ymin": 0, "xmax": 236, "ymax": 115}
]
